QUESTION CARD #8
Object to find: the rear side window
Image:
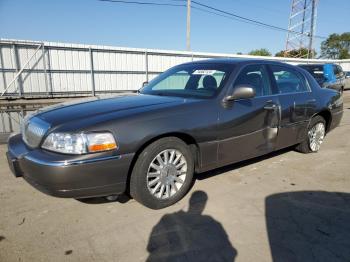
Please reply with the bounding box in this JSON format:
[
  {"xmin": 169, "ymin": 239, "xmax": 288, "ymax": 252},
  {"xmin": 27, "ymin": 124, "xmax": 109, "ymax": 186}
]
[{"xmin": 270, "ymin": 65, "xmax": 309, "ymax": 94}]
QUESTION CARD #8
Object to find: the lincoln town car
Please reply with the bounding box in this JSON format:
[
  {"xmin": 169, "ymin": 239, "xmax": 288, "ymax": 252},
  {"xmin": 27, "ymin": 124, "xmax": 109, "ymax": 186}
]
[{"xmin": 7, "ymin": 59, "xmax": 343, "ymax": 209}]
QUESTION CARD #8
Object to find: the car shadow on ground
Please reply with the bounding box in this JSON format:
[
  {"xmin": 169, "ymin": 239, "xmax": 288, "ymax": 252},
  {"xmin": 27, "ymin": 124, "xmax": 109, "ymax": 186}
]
[
  {"xmin": 146, "ymin": 191, "xmax": 237, "ymax": 261},
  {"xmin": 265, "ymin": 191, "xmax": 350, "ymax": 262},
  {"xmin": 76, "ymin": 194, "xmax": 131, "ymax": 205}
]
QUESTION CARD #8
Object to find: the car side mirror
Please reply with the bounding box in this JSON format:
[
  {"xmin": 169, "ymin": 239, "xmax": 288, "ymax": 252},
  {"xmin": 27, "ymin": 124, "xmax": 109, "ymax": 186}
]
[
  {"xmin": 142, "ymin": 81, "xmax": 149, "ymax": 87},
  {"xmin": 225, "ymin": 85, "xmax": 256, "ymax": 101}
]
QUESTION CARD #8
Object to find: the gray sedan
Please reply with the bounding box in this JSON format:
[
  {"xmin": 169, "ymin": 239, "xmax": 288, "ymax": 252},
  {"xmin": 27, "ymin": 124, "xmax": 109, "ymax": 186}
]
[{"xmin": 7, "ymin": 59, "xmax": 343, "ymax": 209}]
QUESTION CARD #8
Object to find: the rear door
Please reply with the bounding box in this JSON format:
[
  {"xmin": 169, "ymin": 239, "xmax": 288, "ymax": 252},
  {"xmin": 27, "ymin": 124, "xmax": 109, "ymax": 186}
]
[
  {"xmin": 268, "ymin": 64, "xmax": 317, "ymax": 150},
  {"xmin": 217, "ymin": 64, "xmax": 280, "ymax": 165}
]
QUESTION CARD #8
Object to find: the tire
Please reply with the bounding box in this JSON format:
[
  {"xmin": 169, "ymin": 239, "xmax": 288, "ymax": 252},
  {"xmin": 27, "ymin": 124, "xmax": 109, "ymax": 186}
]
[
  {"xmin": 130, "ymin": 137, "xmax": 194, "ymax": 209},
  {"xmin": 295, "ymin": 115, "xmax": 326, "ymax": 154}
]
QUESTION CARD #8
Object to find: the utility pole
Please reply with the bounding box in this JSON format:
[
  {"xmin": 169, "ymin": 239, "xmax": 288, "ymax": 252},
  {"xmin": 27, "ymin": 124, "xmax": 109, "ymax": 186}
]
[
  {"xmin": 308, "ymin": 0, "xmax": 316, "ymax": 58},
  {"xmin": 186, "ymin": 0, "xmax": 191, "ymax": 51}
]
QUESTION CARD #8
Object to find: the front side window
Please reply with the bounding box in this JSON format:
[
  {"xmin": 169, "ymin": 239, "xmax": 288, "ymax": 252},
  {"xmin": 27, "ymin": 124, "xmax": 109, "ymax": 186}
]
[
  {"xmin": 270, "ymin": 65, "xmax": 308, "ymax": 94},
  {"xmin": 233, "ymin": 64, "xmax": 271, "ymax": 97},
  {"xmin": 140, "ymin": 64, "xmax": 233, "ymax": 98}
]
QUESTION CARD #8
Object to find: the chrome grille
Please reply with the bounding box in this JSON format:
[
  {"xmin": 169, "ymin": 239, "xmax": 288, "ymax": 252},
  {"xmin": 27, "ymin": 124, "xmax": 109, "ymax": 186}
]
[{"xmin": 22, "ymin": 117, "xmax": 50, "ymax": 148}]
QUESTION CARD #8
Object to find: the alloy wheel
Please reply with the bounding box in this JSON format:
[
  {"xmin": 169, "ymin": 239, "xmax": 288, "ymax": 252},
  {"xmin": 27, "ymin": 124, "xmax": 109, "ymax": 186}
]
[
  {"xmin": 308, "ymin": 122, "xmax": 325, "ymax": 152},
  {"xmin": 146, "ymin": 149, "xmax": 187, "ymax": 199}
]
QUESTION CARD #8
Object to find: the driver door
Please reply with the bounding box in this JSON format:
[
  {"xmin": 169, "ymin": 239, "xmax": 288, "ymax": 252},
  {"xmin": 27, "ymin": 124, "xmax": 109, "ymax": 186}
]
[{"xmin": 217, "ymin": 64, "xmax": 280, "ymax": 166}]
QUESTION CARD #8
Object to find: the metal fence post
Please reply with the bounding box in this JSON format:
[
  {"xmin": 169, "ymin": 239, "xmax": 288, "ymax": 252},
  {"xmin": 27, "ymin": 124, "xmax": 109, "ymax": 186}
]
[
  {"xmin": 12, "ymin": 44, "xmax": 24, "ymax": 97},
  {"xmin": 0, "ymin": 46, "xmax": 8, "ymax": 90},
  {"xmin": 46, "ymin": 48, "xmax": 53, "ymax": 96},
  {"xmin": 7, "ymin": 112, "xmax": 13, "ymax": 133},
  {"xmin": 41, "ymin": 44, "xmax": 50, "ymax": 96},
  {"xmin": 145, "ymin": 50, "xmax": 149, "ymax": 82},
  {"xmin": 89, "ymin": 48, "xmax": 96, "ymax": 96}
]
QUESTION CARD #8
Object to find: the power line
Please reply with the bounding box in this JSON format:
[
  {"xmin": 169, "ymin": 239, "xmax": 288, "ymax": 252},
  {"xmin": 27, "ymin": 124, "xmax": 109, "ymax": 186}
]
[
  {"xmin": 191, "ymin": 6, "xmax": 287, "ymax": 32},
  {"xmin": 190, "ymin": 0, "xmax": 326, "ymax": 39},
  {"xmin": 98, "ymin": 0, "xmax": 327, "ymax": 39}
]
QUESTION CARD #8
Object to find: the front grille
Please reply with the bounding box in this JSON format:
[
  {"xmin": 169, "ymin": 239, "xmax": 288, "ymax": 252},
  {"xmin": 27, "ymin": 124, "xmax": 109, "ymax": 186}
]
[{"xmin": 22, "ymin": 117, "xmax": 50, "ymax": 148}]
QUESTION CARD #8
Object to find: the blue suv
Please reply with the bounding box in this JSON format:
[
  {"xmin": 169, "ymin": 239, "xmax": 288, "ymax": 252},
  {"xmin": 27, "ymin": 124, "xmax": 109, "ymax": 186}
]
[{"xmin": 298, "ymin": 63, "xmax": 346, "ymax": 93}]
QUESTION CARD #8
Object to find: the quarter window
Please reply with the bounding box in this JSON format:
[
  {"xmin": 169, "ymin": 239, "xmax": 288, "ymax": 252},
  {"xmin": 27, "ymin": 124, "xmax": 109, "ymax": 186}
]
[{"xmin": 270, "ymin": 65, "xmax": 308, "ymax": 94}]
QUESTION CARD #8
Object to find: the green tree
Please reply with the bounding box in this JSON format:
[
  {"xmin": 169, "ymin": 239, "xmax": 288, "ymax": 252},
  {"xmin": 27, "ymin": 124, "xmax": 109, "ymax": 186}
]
[
  {"xmin": 248, "ymin": 48, "xmax": 271, "ymax": 56},
  {"xmin": 275, "ymin": 50, "xmax": 286, "ymax": 57},
  {"xmin": 321, "ymin": 33, "xmax": 350, "ymax": 59}
]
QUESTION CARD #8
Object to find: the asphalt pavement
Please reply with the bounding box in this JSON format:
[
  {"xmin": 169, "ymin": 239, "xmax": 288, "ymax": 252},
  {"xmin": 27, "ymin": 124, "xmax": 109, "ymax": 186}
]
[{"xmin": 1, "ymin": 92, "xmax": 350, "ymax": 262}]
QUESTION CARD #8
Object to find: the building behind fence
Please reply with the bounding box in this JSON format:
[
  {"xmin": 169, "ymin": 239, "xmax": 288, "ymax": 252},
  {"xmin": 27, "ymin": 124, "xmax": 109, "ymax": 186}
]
[{"xmin": 1, "ymin": 39, "xmax": 350, "ymax": 98}]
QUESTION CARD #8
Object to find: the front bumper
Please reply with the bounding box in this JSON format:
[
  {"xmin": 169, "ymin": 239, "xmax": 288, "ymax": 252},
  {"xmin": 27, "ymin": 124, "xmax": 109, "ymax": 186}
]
[{"xmin": 7, "ymin": 134, "xmax": 134, "ymax": 198}]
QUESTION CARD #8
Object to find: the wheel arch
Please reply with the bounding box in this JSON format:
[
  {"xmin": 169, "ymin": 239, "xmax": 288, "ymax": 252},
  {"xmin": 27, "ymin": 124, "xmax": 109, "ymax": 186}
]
[
  {"xmin": 313, "ymin": 109, "xmax": 332, "ymax": 133},
  {"xmin": 125, "ymin": 132, "xmax": 200, "ymax": 194}
]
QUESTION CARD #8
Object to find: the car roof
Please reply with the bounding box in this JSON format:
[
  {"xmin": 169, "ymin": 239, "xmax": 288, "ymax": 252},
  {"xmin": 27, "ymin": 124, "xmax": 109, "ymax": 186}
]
[{"xmin": 182, "ymin": 58, "xmax": 292, "ymax": 67}]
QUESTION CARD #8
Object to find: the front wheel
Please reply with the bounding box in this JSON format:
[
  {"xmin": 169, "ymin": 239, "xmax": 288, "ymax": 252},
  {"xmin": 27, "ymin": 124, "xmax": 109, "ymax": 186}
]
[
  {"xmin": 130, "ymin": 137, "xmax": 194, "ymax": 209},
  {"xmin": 296, "ymin": 115, "xmax": 326, "ymax": 153}
]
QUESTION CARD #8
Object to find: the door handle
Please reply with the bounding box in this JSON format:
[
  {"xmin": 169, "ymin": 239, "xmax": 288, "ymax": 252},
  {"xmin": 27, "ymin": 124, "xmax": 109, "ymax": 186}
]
[{"xmin": 264, "ymin": 104, "xmax": 278, "ymax": 110}]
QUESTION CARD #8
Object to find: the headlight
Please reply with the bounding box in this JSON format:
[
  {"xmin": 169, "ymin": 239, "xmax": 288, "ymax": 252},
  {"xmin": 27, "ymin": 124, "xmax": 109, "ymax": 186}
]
[{"xmin": 42, "ymin": 132, "xmax": 117, "ymax": 154}]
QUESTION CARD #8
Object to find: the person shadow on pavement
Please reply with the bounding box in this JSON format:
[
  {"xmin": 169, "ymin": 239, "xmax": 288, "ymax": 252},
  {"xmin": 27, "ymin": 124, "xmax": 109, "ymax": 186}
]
[{"xmin": 146, "ymin": 190, "xmax": 237, "ymax": 262}]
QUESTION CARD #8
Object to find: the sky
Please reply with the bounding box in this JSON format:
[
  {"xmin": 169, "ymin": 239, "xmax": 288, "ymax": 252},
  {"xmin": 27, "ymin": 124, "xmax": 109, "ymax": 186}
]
[{"xmin": 0, "ymin": 0, "xmax": 349, "ymax": 55}]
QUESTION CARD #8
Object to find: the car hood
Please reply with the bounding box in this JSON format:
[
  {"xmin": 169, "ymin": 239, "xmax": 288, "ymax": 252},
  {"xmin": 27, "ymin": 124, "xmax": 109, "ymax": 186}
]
[{"xmin": 35, "ymin": 93, "xmax": 187, "ymax": 126}]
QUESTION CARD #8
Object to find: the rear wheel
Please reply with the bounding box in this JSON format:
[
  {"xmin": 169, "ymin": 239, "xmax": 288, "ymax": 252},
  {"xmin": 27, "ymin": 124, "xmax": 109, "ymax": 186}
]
[
  {"xmin": 130, "ymin": 137, "xmax": 194, "ymax": 209},
  {"xmin": 296, "ymin": 115, "xmax": 326, "ymax": 153}
]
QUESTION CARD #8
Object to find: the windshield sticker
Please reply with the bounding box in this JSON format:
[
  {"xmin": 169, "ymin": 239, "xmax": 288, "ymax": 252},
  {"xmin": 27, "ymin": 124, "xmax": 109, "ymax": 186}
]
[{"xmin": 192, "ymin": 70, "xmax": 217, "ymax": 75}]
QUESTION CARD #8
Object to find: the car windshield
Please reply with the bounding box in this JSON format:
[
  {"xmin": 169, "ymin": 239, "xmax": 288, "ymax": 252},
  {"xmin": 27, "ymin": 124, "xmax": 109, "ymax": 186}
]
[{"xmin": 140, "ymin": 63, "xmax": 234, "ymax": 98}]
